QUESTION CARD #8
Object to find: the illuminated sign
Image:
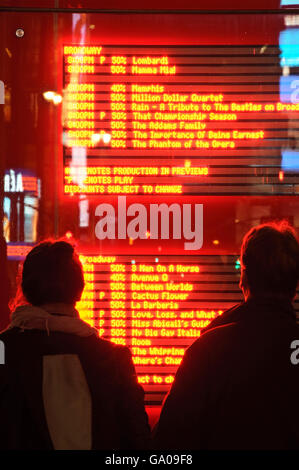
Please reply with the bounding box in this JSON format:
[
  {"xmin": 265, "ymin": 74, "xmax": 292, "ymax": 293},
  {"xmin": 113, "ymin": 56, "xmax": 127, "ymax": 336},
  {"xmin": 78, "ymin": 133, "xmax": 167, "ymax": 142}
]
[
  {"xmin": 63, "ymin": 44, "xmax": 299, "ymax": 196},
  {"xmin": 281, "ymin": 0, "xmax": 299, "ymax": 6},
  {"xmin": 280, "ymin": 29, "xmax": 299, "ymax": 67},
  {"xmin": 6, "ymin": 243, "xmax": 33, "ymax": 261},
  {"xmin": 4, "ymin": 169, "xmax": 39, "ymax": 196},
  {"xmin": 76, "ymin": 253, "xmax": 238, "ymax": 404},
  {"xmin": 62, "ymin": 43, "xmax": 299, "ymax": 403},
  {"xmin": 282, "ymin": 149, "xmax": 299, "ymax": 171},
  {"xmin": 4, "ymin": 170, "xmax": 24, "ymax": 193}
]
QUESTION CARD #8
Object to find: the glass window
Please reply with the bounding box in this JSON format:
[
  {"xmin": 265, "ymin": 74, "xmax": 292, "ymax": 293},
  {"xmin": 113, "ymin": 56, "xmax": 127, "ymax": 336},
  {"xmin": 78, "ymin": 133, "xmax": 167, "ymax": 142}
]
[{"xmin": 0, "ymin": 10, "xmax": 298, "ymax": 405}]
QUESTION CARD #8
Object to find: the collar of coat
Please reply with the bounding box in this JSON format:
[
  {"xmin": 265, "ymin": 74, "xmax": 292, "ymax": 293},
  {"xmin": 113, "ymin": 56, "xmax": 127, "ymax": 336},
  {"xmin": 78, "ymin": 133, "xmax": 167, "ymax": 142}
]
[{"xmin": 9, "ymin": 303, "xmax": 98, "ymax": 337}]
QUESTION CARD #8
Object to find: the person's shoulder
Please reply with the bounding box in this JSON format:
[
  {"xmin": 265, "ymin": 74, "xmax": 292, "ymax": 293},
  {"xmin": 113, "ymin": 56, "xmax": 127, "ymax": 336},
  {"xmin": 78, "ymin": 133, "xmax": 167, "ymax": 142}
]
[
  {"xmin": 89, "ymin": 337, "xmax": 137, "ymax": 381},
  {"xmin": 90, "ymin": 334, "xmax": 129, "ymax": 352},
  {"xmin": 0, "ymin": 326, "xmax": 14, "ymax": 338},
  {"xmin": 171, "ymin": 322, "xmax": 239, "ymax": 382},
  {"xmin": 187, "ymin": 320, "xmax": 239, "ymax": 357},
  {"xmin": 0, "ymin": 326, "xmax": 23, "ymax": 344},
  {"xmin": 200, "ymin": 301, "xmax": 246, "ymax": 335},
  {"xmin": 88, "ymin": 335, "xmax": 132, "ymax": 361}
]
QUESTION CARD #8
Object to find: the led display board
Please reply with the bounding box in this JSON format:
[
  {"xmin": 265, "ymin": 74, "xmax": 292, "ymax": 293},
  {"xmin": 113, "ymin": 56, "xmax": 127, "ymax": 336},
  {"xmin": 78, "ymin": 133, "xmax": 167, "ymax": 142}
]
[
  {"xmin": 62, "ymin": 41, "xmax": 299, "ymax": 405},
  {"xmin": 63, "ymin": 44, "xmax": 299, "ymax": 197},
  {"xmin": 77, "ymin": 253, "xmax": 239, "ymax": 404}
]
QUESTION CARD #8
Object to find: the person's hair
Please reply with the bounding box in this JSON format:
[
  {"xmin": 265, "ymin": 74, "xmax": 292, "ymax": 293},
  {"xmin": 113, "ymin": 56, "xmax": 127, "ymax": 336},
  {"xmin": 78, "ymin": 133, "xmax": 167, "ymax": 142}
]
[
  {"xmin": 21, "ymin": 240, "xmax": 84, "ymax": 306},
  {"xmin": 240, "ymin": 221, "xmax": 299, "ymax": 299}
]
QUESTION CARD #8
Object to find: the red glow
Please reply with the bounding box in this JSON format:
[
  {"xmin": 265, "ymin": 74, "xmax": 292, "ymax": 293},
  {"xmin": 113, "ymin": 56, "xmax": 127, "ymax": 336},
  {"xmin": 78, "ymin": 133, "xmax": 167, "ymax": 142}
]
[
  {"xmin": 7, "ymin": 244, "xmax": 32, "ymax": 259},
  {"xmin": 65, "ymin": 231, "xmax": 73, "ymax": 239},
  {"xmin": 63, "ymin": 45, "xmax": 297, "ymax": 197},
  {"xmin": 75, "ymin": 253, "xmax": 229, "ymax": 399},
  {"xmin": 60, "ymin": 39, "xmax": 299, "ymax": 405}
]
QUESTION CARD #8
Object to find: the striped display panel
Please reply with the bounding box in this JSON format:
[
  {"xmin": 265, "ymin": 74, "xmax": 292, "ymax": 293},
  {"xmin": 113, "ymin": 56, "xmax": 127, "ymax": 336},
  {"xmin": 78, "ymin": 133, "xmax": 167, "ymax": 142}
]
[
  {"xmin": 76, "ymin": 253, "xmax": 299, "ymax": 406},
  {"xmin": 63, "ymin": 45, "xmax": 299, "ymax": 196}
]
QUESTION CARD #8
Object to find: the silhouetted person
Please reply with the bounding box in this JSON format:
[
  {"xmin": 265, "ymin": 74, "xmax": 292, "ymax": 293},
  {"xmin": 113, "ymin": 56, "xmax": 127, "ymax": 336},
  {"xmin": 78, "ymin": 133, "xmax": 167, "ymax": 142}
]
[
  {"xmin": 153, "ymin": 222, "xmax": 299, "ymax": 450},
  {"xmin": 0, "ymin": 240, "xmax": 150, "ymax": 450}
]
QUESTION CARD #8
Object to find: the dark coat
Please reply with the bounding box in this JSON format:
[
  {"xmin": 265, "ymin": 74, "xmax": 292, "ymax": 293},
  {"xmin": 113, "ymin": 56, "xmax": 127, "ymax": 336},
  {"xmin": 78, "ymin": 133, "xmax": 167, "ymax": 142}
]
[
  {"xmin": 0, "ymin": 327, "xmax": 150, "ymax": 450},
  {"xmin": 153, "ymin": 297, "xmax": 299, "ymax": 450}
]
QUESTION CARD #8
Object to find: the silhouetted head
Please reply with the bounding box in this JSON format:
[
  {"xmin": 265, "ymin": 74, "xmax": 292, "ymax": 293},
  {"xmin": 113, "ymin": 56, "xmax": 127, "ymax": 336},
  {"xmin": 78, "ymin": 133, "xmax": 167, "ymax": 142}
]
[
  {"xmin": 22, "ymin": 240, "xmax": 84, "ymax": 306},
  {"xmin": 240, "ymin": 221, "xmax": 299, "ymax": 301}
]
